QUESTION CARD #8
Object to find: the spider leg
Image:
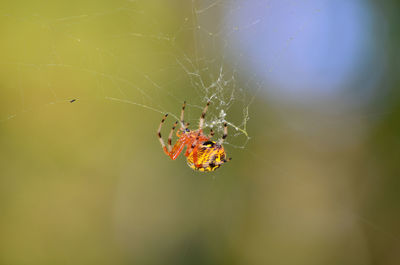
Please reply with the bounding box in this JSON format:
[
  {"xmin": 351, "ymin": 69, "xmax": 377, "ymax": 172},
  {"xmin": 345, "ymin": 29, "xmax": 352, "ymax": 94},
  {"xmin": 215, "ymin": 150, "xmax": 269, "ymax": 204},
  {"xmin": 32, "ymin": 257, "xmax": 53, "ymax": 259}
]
[
  {"xmin": 199, "ymin": 101, "xmax": 210, "ymax": 130},
  {"xmin": 208, "ymin": 128, "xmax": 214, "ymax": 138},
  {"xmin": 167, "ymin": 121, "xmax": 178, "ymax": 152},
  {"xmin": 157, "ymin": 114, "xmax": 169, "ymax": 155},
  {"xmin": 180, "ymin": 101, "xmax": 186, "ymax": 128},
  {"xmin": 169, "ymin": 139, "xmax": 186, "ymax": 160},
  {"xmin": 218, "ymin": 122, "xmax": 228, "ymax": 144}
]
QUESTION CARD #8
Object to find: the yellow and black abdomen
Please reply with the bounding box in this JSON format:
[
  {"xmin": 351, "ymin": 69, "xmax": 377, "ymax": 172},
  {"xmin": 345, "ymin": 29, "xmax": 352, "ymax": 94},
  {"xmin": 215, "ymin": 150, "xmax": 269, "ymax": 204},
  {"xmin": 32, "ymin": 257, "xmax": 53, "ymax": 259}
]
[{"xmin": 186, "ymin": 141, "xmax": 226, "ymax": 172}]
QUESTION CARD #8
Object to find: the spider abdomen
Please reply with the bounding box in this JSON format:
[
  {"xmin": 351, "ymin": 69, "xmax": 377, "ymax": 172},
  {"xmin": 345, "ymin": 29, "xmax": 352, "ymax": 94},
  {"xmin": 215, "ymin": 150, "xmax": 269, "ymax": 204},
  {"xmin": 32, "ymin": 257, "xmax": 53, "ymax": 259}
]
[{"xmin": 186, "ymin": 141, "xmax": 226, "ymax": 172}]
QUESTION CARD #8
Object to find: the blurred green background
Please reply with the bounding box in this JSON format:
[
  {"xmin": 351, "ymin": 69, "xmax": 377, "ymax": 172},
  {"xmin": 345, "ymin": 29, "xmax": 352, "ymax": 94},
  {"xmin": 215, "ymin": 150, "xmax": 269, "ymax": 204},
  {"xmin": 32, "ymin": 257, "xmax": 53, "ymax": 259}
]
[{"xmin": 0, "ymin": 1, "xmax": 399, "ymax": 265}]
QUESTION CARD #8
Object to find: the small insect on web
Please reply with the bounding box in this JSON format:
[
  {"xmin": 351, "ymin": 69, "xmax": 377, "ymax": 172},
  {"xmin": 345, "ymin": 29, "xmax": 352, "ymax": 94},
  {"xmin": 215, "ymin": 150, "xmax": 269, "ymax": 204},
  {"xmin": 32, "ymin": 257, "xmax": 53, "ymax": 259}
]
[{"xmin": 157, "ymin": 101, "xmax": 231, "ymax": 172}]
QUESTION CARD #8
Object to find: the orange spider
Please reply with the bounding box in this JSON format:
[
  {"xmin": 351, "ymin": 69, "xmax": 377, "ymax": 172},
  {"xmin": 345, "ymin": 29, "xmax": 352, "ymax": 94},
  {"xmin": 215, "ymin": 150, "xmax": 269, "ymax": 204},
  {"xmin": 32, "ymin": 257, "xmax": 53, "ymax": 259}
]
[{"xmin": 157, "ymin": 101, "xmax": 231, "ymax": 172}]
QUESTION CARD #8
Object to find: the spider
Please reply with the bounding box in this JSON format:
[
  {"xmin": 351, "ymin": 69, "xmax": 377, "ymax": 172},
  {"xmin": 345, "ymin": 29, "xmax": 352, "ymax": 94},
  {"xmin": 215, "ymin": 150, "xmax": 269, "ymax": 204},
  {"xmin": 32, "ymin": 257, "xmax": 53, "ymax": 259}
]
[{"xmin": 157, "ymin": 101, "xmax": 231, "ymax": 172}]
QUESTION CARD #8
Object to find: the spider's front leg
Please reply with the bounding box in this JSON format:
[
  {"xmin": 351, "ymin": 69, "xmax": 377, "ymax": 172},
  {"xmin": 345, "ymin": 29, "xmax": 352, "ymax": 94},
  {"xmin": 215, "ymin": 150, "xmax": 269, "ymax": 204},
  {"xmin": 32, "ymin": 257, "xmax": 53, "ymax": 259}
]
[
  {"xmin": 167, "ymin": 120, "xmax": 188, "ymax": 160},
  {"xmin": 157, "ymin": 113, "xmax": 185, "ymax": 160},
  {"xmin": 169, "ymin": 138, "xmax": 187, "ymax": 160},
  {"xmin": 157, "ymin": 114, "xmax": 170, "ymax": 155}
]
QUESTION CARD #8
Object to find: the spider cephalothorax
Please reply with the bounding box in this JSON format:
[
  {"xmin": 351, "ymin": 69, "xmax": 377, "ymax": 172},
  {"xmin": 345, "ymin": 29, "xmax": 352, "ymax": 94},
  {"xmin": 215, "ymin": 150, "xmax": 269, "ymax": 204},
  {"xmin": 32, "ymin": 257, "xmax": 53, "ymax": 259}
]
[{"xmin": 157, "ymin": 101, "xmax": 231, "ymax": 172}]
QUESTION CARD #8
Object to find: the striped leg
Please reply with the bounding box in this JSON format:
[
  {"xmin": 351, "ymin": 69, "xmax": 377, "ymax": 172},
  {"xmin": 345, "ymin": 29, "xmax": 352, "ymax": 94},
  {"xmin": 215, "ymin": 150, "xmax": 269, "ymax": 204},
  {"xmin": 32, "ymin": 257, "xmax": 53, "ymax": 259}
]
[
  {"xmin": 218, "ymin": 123, "xmax": 231, "ymax": 163},
  {"xmin": 157, "ymin": 114, "xmax": 169, "ymax": 155},
  {"xmin": 199, "ymin": 101, "xmax": 210, "ymax": 129},
  {"xmin": 180, "ymin": 101, "xmax": 186, "ymax": 128},
  {"xmin": 219, "ymin": 122, "xmax": 228, "ymax": 144},
  {"xmin": 208, "ymin": 129, "xmax": 214, "ymax": 138},
  {"xmin": 168, "ymin": 121, "xmax": 178, "ymax": 152}
]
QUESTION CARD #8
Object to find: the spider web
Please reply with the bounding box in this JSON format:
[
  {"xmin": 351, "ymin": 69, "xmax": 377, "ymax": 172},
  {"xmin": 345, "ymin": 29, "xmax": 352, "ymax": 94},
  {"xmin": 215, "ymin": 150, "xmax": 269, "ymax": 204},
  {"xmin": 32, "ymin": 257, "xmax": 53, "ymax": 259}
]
[
  {"xmin": 0, "ymin": 0, "xmax": 252, "ymax": 148},
  {"xmin": 0, "ymin": 0, "xmax": 316, "ymax": 149},
  {"xmin": 1, "ymin": 0, "xmax": 398, "ymax": 264}
]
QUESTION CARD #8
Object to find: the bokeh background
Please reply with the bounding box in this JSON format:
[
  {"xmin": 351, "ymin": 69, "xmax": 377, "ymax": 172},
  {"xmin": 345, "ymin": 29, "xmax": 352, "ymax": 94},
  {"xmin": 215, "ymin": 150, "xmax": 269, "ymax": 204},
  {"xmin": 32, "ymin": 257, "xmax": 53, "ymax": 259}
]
[{"xmin": 0, "ymin": 0, "xmax": 399, "ymax": 264}]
